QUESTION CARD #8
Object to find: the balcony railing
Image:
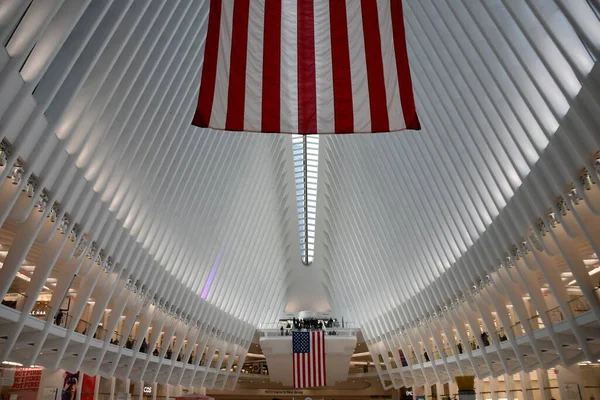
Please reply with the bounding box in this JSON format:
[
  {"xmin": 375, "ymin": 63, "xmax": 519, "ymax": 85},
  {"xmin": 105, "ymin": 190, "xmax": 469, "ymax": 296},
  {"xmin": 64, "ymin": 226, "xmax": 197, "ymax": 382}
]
[
  {"xmin": 510, "ymin": 321, "xmax": 523, "ymax": 336},
  {"xmin": 260, "ymin": 328, "xmax": 357, "ymax": 337},
  {"xmin": 3, "ymin": 288, "xmax": 599, "ymax": 373}
]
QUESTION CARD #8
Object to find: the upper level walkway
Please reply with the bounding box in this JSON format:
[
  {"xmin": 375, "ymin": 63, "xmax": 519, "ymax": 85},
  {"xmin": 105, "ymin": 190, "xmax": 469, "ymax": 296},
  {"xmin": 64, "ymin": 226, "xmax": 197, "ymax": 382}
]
[
  {"xmin": 370, "ymin": 298, "xmax": 600, "ymax": 389},
  {"xmin": 0, "ymin": 303, "xmax": 239, "ymax": 389}
]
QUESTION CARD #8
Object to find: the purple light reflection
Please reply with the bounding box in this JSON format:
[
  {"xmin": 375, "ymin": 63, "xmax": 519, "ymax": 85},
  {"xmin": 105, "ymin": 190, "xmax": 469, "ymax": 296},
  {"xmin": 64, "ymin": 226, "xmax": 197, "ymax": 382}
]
[{"xmin": 200, "ymin": 245, "xmax": 224, "ymax": 299}]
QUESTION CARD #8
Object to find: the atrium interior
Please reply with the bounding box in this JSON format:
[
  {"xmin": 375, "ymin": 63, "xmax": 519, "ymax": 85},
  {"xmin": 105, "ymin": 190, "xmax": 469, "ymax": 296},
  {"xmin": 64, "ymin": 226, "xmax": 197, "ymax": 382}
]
[{"xmin": 0, "ymin": 1, "xmax": 600, "ymax": 400}]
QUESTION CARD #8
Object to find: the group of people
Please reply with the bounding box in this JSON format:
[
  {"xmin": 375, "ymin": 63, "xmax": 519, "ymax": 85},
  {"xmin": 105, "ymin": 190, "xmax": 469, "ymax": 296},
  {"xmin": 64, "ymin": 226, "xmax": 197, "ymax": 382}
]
[
  {"xmin": 278, "ymin": 317, "xmax": 340, "ymax": 336},
  {"xmin": 109, "ymin": 335, "xmax": 195, "ymax": 363},
  {"xmin": 420, "ymin": 330, "xmax": 511, "ymax": 363}
]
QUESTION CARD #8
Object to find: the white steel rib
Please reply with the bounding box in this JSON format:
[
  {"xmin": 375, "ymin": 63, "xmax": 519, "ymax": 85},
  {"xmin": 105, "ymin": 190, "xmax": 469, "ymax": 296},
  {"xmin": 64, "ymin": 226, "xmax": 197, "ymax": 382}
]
[{"xmin": 0, "ymin": 0, "xmax": 598, "ymax": 390}]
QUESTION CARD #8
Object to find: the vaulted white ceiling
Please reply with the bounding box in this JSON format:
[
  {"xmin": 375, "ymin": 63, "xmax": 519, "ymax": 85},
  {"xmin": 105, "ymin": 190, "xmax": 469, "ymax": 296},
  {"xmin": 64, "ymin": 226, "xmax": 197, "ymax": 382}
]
[{"xmin": 1, "ymin": 0, "xmax": 599, "ymax": 383}]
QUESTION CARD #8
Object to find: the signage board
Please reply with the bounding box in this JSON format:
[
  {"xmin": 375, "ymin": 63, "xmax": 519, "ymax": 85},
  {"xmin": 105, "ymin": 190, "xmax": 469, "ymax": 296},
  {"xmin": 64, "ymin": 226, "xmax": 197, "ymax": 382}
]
[
  {"xmin": 12, "ymin": 367, "xmax": 42, "ymax": 390},
  {"xmin": 264, "ymin": 390, "xmax": 305, "ymax": 396}
]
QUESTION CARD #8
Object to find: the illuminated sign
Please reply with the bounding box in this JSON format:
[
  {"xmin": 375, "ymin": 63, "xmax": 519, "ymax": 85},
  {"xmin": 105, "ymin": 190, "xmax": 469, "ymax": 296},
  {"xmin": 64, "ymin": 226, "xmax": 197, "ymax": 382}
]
[{"xmin": 143, "ymin": 386, "xmax": 152, "ymax": 394}]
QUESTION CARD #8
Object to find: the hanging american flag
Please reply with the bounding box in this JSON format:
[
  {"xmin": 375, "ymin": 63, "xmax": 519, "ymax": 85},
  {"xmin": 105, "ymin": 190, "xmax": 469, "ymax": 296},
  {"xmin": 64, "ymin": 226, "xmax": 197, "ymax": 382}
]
[
  {"xmin": 193, "ymin": 0, "xmax": 419, "ymax": 134},
  {"xmin": 292, "ymin": 331, "xmax": 326, "ymax": 388}
]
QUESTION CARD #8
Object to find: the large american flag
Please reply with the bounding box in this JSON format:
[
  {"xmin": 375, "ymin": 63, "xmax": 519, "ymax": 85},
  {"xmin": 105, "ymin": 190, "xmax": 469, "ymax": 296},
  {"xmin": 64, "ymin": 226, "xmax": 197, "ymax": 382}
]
[
  {"xmin": 292, "ymin": 331, "xmax": 326, "ymax": 388},
  {"xmin": 193, "ymin": 0, "xmax": 419, "ymax": 134}
]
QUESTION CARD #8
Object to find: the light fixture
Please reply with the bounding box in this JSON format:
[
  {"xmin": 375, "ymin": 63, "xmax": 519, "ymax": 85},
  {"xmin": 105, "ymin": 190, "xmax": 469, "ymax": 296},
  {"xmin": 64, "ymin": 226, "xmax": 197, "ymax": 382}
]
[
  {"xmin": 2, "ymin": 360, "xmax": 23, "ymax": 366},
  {"xmin": 59, "ymin": 216, "xmax": 69, "ymax": 234},
  {"xmin": 24, "ymin": 180, "xmax": 35, "ymax": 197},
  {"xmin": 568, "ymin": 186, "xmax": 581, "ymax": 205},
  {"xmin": 537, "ymin": 219, "xmax": 548, "ymax": 236},
  {"xmin": 48, "ymin": 206, "xmax": 57, "ymax": 222},
  {"xmin": 580, "ymin": 169, "xmax": 593, "ymax": 190},
  {"xmin": 36, "ymin": 194, "xmax": 47, "ymax": 212},
  {"xmin": 11, "ymin": 165, "xmax": 23, "ymax": 184},
  {"xmin": 0, "ymin": 149, "xmax": 7, "ymax": 167}
]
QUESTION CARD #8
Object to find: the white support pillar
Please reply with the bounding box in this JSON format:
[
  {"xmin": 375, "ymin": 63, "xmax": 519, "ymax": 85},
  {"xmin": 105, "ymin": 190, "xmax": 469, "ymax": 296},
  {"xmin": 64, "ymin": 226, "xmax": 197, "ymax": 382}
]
[
  {"xmin": 109, "ymin": 377, "xmax": 116, "ymax": 400},
  {"xmin": 425, "ymin": 383, "xmax": 433, "ymax": 400},
  {"xmin": 536, "ymin": 369, "xmax": 551, "ymax": 400},
  {"xmin": 555, "ymin": 365, "xmax": 584, "ymax": 400},
  {"xmin": 490, "ymin": 377, "xmax": 500, "ymax": 400},
  {"xmin": 133, "ymin": 381, "xmax": 143, "ymax": 400},
  {"xmin": 75, "ymin": 370, "xmax": 83, "ymax": 400},
  {"xmin": 449, "ymin": 381, "xmax": 459, "ymax": 398},
  {"xmin": 93, "ymin": 374, "xmax": 100, "ymax": 400},
  {"xmin": 475, "ymin": 378, "xmax": 483, "ymax": 400},
  {"xmin": 505, "ymin": 374, "xmax": 515, "ymax": 400},
  {"xmin": 520, "ymin": 371, "xmax": 535, "ymax": 400}
]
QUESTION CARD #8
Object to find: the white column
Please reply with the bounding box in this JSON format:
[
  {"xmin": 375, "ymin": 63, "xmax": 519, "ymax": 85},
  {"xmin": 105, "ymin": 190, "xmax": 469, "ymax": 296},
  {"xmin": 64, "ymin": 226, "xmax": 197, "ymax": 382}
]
[
  {"xmin": 425, "ymin": 383, "xmax": 433, "ymax": 400},
  {"xmin": 536, "ymin": 369, "xmax": 551, "ymax": 400},
  {"xmin": 75, "ymin": 371, "xmax": 83, "ymax": 400},
  {"xmin": 555, "ymin": 365, "xmax": 583, "ymax": 400},
  {"xmin": 93, "ymin": 375, "xmax": 100, "ymax": 400},
  {"xmin": 490, "ymin": 377, "xmax": 499, "ymax": 400},
  {"xmin": 475, "ymin": 378, "xmax": 484, "ymax": 400},
  {"xmin": 449, "ymin": 381, "xmax": 459, "ymax": 398},
  {"xmin": 505, "ymin": 374, "xmax": 515, "ymax": 400},
  {"xmin": 134, "ymin": 381, "xmax": 143, "ymax": 400},
  {"xmin": 520, "ymin": 371, "xmax": 534, "ymax": 400},
  {"xmin": 109, "ymin": 377, "xmax": 116, "ymax": 400}
]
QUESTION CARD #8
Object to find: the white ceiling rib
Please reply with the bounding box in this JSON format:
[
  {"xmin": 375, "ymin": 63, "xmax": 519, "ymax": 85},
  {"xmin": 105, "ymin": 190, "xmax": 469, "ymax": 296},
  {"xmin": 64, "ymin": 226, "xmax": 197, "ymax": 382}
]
[
  {"xmin": 320, "ymin": 0, "xmax": 599, "ymax": 336},
  {"xmin": 0, "ymin": 0, "xmax": 598, "ymax": 389}
]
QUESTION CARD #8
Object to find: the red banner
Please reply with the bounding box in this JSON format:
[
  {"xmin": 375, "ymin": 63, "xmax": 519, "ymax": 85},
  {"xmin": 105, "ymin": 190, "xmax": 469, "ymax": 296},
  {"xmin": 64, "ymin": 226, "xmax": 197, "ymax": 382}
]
[
  {"xmin": 12, "ymin": 367, "xmax": 42, "ymax": 390},
  {"xmin": 81, "ymin": 374, "xmax": 96, "ymax": 400}
]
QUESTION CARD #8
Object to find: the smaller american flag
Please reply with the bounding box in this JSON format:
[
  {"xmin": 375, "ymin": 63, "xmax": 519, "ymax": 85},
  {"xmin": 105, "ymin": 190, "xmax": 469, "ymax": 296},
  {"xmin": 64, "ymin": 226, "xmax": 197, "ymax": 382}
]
[{"xmin": 292, "ymin": 331, "xmax": 326, "ymax": 388}]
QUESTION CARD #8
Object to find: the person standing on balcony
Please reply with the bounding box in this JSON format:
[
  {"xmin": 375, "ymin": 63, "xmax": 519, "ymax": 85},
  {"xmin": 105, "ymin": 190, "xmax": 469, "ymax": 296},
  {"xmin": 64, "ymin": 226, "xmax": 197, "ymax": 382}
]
[{"xmin": 55, "ymin": 310, "xmax": 64, "ymax": 326}]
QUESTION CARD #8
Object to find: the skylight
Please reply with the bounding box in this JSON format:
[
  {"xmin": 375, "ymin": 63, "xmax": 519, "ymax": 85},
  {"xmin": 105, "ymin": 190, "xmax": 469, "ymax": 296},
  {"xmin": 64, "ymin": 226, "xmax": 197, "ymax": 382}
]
[{"xmin": 292, "ymin": 135, "xmax": 319, "ymax": 265}]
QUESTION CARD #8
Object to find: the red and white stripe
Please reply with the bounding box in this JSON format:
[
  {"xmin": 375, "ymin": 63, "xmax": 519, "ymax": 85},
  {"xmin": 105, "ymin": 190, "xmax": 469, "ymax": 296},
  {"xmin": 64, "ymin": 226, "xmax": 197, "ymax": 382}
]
[
  {"xmin": 193, "ymin": 0, "xmax": 420, "ymax": 134},
  {"xmin": 293, "ymin": 331, "xmax": 326, "ymax": 388}
]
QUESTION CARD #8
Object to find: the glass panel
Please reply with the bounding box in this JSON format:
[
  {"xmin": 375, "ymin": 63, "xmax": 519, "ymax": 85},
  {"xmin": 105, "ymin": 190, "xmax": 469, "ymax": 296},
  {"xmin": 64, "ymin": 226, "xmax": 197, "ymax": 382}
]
[{"xmin": 292, "ymin": 134, "xmax": 319, "ymax": 265}]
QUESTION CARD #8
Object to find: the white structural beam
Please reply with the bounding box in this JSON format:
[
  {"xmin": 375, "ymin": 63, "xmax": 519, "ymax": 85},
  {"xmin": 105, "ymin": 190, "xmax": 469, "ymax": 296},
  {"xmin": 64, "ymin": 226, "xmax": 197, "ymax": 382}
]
[{"xmin": 0, "ymin": 0, "xmax": 599, "ymax": 391}]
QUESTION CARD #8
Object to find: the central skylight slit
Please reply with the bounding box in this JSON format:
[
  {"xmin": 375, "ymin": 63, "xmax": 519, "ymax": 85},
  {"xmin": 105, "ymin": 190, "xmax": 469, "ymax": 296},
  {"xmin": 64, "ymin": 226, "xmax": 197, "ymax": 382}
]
[{"xmin": 292, "ymin": 135, "xmax": 319, "ymax": 265}]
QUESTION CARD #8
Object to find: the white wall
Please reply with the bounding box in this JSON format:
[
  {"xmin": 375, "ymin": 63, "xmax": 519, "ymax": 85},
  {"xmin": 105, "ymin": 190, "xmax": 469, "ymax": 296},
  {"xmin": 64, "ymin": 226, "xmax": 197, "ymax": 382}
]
[{"xmin": 36, "ymin": 368, "xmax": 66, "ymax": 400}]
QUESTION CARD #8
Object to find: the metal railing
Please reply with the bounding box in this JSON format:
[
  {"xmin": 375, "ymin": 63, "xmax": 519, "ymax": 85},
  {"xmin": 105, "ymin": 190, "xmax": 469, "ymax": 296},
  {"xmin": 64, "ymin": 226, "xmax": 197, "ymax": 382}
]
[
  {"xmin": 547, "ymin": 306, "xmax": 564, "ymax": 323},
  {"xmin": 496, "ymin": 327, "xmax": 508, "ymax": 342},
  {"xmin": 510, "ymin": 321, "xmax": 523, "ymax": 336},
  {"xmin": 260, "ymin": 328, "xmax": 357, "ymax": 337},
  {"xmin": 526, "ymin": 314, "xmax": 544, "ymax": 331},
  {"xmin": 3, "ymin": 288, "xmax": 599, "ymax": 373},
  {"xmin": 568, "ymin": 295, "xmax": 590, "ymax": 315}
]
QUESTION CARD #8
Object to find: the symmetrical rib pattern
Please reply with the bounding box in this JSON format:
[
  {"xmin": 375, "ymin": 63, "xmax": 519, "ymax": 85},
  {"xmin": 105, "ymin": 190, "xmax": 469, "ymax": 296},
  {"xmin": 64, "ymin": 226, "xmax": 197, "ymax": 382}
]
[
  {"xmin": 318, "ymin": 0, "xmax": 600, "ymax": 387},
  {"xmin": 0, "ymin": 0, "xmax": 599, "ymax": 391},
  {"xmin": 0, "ymin": 0, "xmax": 291, "ymax": 388}
]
